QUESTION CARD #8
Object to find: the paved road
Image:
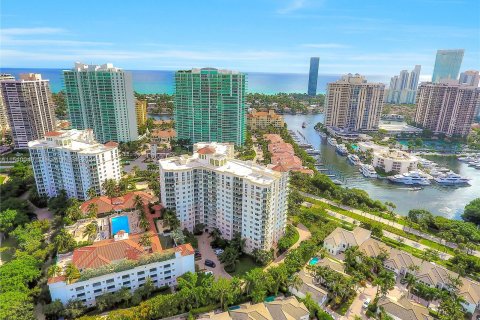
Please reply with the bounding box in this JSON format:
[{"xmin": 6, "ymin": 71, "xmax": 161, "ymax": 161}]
[
  {"xmin": 195, "ymin": 233, "xmax": 232, "ymax": 279},
  {"xmin": 300, "ymin": 191, "xmax": 479, "ymax": 258},
  {"xmin": 325, "ymin": 209, "xmax": 453, "ymax": 260}
]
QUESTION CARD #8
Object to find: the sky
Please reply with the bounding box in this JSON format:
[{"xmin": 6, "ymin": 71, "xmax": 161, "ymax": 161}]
[{"xmin": 1, "ymin": 0, "xmax": 479, "ymax": 79}]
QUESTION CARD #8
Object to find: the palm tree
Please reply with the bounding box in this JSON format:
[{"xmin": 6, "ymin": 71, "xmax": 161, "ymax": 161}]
[
  {"xmin": 139, "ymin": 233, "xmax": 152, "ymax": 247},
  {"xmin": 102, "ymin": 179, "xmax": 118, "ymax": 204},
  {"xmin": 64, "ymin": 263, "xmax": 80, "ymax": 283},
  {"xmin": 83, "ymin": 221, "xmax": 98, "ymax": 241},
  {"xmin": 374, "ymin": 270, "xmax": 396, "ymax": 298},
  {"xmin": 86, "ymin": 203, "xmax": 98, "ymax": 218},
  {"xmin": 404, "ymin": 273, "xmax": 417, "ymax": 298},
  {"xmin": 133, "ymin": 194, "xmax": 144, "ymax": 211},
  {"xmin": 287, "ymin": 274, "xmax": 303, "ymax": 292},
  {"xmin": 87, "ymin": 187, "xmax": 97, "ymax": 200},
  {"xmin": 47, "ymin": 264, "xmax": 61, "ymax": 277}
]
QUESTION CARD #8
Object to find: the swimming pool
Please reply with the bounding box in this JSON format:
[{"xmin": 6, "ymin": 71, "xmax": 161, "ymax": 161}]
[
  {"xmin": 111, "ymin": 216, "xmax": 130, "ymax": 235},
  {"xmin": 309, "ymin": 257, "xmax": 319, "ymax": 265}
]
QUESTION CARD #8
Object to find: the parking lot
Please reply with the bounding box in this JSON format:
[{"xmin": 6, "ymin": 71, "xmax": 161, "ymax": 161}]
[{"xmin": 195, "ymin": 232, "xmax": 232, "ymax": 279}]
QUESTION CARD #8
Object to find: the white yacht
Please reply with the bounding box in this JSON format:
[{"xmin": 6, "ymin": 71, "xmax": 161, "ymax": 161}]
[
  {"xmin": 458, "ymin": 155, "xmax": 478, "ymax": 162},
  {"xmin": 347, "ymin": 154, "xmax": 361, "ymax": 165},
  {"xmin": 388, "ymin": 171, "xmax": 431, "ymax": 186},
  {"xmin": 327, "ymin": 137, "xmax": 337, "ymax": 146},
  {"xmin": 359, "ymin": 164, "xmax": 378, "ymax": 178},
  {"xmin": 468, "ymin": 161, "xmax": 480, "ymax": 167},
  {"xmin": 434, "ymin": 172, "xmax": 470, "ymax": 185},
  {"xmin": 336, "ymin": 144, "xmax": 348, "ymax": 156}
]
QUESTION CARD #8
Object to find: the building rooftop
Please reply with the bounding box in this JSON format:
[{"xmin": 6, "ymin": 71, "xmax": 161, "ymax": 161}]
[
  {"xmin": 152, "ymin": 129, "xmax": 176, "ymax": 139},
  {"xmin": 324, "ymin": 227, "xmax": 372, "ymax": 248},
  {"xmin": 377, "ymin": 296, "xmax": 432, "ymax": 320},
  {"xmin": 28, "ymin": 129, "xmax": 118, "ymax": 154},
  {"xmin": 68, "ymin": 62, "xmax": 123, "ymax": 72}
]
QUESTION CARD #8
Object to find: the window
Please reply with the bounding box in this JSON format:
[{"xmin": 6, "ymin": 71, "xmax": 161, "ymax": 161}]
[
  {"xmin": 107, "ymin": 285, "xmax": 115, "ymax": 290},
  {"xmin": 106, "ymin": 279, "xmax": 114, "ymax": 284},
  {"xmin": 92, "ymin": 282, "xmax": 101, "ymax": 287}
]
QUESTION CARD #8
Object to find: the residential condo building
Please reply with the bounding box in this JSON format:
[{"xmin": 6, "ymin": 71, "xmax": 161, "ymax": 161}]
[
  {"xmin": 307, "ymin": 57, "xmax": 320, "ymax": 96},
  {"xmin": 324, "ymin": 74, "xmax": 385, "ymax": 132},
  {"xmin": 63, "ymin": 63, "xmax": 138, "ymax": 143},
  {"xmin": 48, "ymin": 232, "xmax": 194, "ymax": 306},
  {"xmin": 247, "ymin": 109, "xmax": 285, "ymax": 130},
  {"xmin": 0, "ymin": 74, "xmax": 56, "ymax": 149},
  {"xmin": 135, "ymin": 99, "xmax": 147, "ymax": 129},
  {"xmin": 386, "ymin": 65, "xmax": 421, "ymax": 104},
  {"xmin": 459, "ymin": 70, "xmax": 480, "ymax": 87},
  {"xmin": 174, "ymin": 68, "xmax": 246, "ymax": 146},
  {"xmin": 0, "ymin": 74, "xmax": 15, "ymax": 137},
  {"xmin": 28, "ymin": 129, "xmax": 121, "ymax": 200},
  {"xmin": 431, "ymin": 49, "xmax": 464, "ymax": 83},
  {"xmin": 414, "ymin": 82, "xmax": 480, "ymax": 137},
  {"xmin": 159, "ymin": 142, "xmax": 289, "ymax": 253}
]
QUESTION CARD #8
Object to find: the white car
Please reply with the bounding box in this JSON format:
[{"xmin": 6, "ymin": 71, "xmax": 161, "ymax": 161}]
[
  {"xmin": 362, "ymin": 298, "xmax": 371, "ymax": 309},
  {"xmin": 214, "ymin": 248, "xmax": 224, "ymax": 255}
]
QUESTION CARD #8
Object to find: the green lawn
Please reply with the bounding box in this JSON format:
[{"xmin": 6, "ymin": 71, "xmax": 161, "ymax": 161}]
[
  {"xmin": 228, "ymin": 254, "xmax": 259, "ymax": 277},
  {"xmin": 0, "ymin": 237, "xmax": 17, "ymax": 264},
  {"xmin": 0, "ymin": 175, "xmax": 6, "ymax": 184}
]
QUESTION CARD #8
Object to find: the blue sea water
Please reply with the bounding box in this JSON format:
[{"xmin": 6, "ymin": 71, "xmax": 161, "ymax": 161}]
[{"xmin": 0, "ymin": 68, "xmax": 389, "ymax": 94}]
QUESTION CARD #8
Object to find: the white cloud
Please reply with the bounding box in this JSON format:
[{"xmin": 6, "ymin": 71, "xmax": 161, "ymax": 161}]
[{"xmin": 1, "ymin": 27, "xmax": 65, "ymax": 35}]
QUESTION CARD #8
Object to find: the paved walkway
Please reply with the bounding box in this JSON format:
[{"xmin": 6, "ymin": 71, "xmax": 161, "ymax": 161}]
[
  {"xmin": 195, "ymin": 233, "xmax": 232, "ymax": 279},
  {"xmin": 325, "ymin": 209, "xmax": 453, "ymax": 260},
  {"xmin": 269, "ymin": 223, "xmax": 311, "ymax": 268},
  {"xmin": 20, "ymin": 191, "xmax": 54, "ymax": 221},
  {"xmin": 300, "ymin": 191, "xmax": 479, "ymax": 258}
]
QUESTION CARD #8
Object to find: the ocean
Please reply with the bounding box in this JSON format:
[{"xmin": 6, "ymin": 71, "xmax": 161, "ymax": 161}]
[{"xmin": 0, "ymin": 68, "xmax": 389, "ymax": 94}]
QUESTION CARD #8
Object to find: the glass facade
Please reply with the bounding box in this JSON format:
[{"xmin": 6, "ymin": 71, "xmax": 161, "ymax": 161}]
[
  {"xmin": 307, "ymin": 57, "xmax": 320, "ymax": 96},
  {"xmin": 431, "ymin": 49, "xmax": 464, "ymax": 83},
  {"xmin": 174, "ymin": 68, "xmax": 246, "ymax": 146}
]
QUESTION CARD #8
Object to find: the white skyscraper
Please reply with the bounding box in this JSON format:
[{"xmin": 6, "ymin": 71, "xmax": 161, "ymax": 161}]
[
  {"xmin": 64, "ymin": 63, "xmax": 138, "ymax": 143},
  {"xmin": 387, "ymin": 65, "xmax": 421, "ymax": 104},
  {"xmin": 1, "ymin": 74, "xmax": 56, "ymax": 149},
  {"xmin": 159, "ymin": 142, "xmax": 289, "ymax": 253},
  {"xmin": 28, "ymin": 129, "xmax": 121, "ymax": 200},
  {"xmin": 459, "ymin": 70, "xmax": 480, "ymax": 87}
]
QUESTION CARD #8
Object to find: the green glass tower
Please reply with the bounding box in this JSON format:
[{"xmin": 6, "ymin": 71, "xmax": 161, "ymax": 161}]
[
  {"xmin": 174, "ymin": 68, "xmax": 246, "ymax": 146},
  {"xmin": 63, "ymin": 63, "xmax": 138, "ymax": 143}
]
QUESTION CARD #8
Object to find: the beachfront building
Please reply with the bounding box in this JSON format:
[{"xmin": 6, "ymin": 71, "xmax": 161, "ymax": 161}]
[
  {"xmin": 135, "ymin": 100, "xmax": 147, "ymax": 129},
  {"xmin": 28, "ymin": 129, "xmax": 121, "ymax": 200},
  {"xmin": 432, "ymin": 49, "xmax": 464, "ymax": 83},
  {"xmin": 324, "ymin": 74, "xmax": 385, "ymax": 132},
  {"xmin": 63, "ymin": 63, "xmax": 138, "ymax": 143},
  {"xmin": 414, "ymin": 82, "xmax": 480, "ymax": 137},
  {"xmin": 174, "ymin": 68, "xmax": 246, "ymax": 146},
  {"xmin": 308, "ymin": 57, "xmax": 320, "ymax": 96},
  {"xmin": 159, "ymin": 142, "xmax": 289, "ymax": 253},
  {"xmin": 0, "ymin": 74, "xmax": 15, "ymax": 138},
  {"xmin": 0, "ymin": 73, "xmax": 56, "ymax": 149},
  {"xmin": 386, "ymin": 65, "xmax": 421, "ymax": 104},
  {"xmin": 247, "ymin": 109, "xmax": 285, "ymax": 130},
  {"xmin": 48, "ymin": 232, "xmax": 195, "ymax": 306}
]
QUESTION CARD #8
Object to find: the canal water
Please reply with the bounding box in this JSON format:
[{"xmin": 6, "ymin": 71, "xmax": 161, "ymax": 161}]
[{"xmin": 283, "ymin": 114, "xmax": 480, "ymax": 219}]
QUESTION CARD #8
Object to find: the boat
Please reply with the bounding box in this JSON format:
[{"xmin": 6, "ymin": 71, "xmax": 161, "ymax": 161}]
[
  {"xmin": 302, "ymin": 122, "xmax": 307, "ymax": 128},
  {"xmin": 434, "ymin": 172, "xmax": 471, "ymax": 185},
  {"xmin": 468, "ymin": 161, "xmax": 480, "ymax": 167},
  {"xmin": 359, "ymin": 164, "xmax": 378, "ymax": 178},
  {"xmin": 347, "ymin": 154, "xmax": 361, "ymax": 165},
  {"xmin": 319, "ymin": 131, "xmax": 327, "ymax": 138},
  {"xmin": 305, "ymin": 148, "xmax": 320, "ymax": 155},
  {"xmin": 388, "ymin": 171, "xmax": 431, "ymax": 186},
  {"xmin": 410, "ymin": 187, "xmax": 423, "ymax": 191},
  {"xmin": 332, "ymin": 179, "xmax": 343, "ymax": 185},
  {"xmin": 327, "ymin": 137, "xmax": 337, "ymax": 146},
  {"xmin": 335, "ymin": 144, "xmax": 348, "ymax": 156},
  {"xmin": 458, "ymin": 156, "xmax": 478, "ymax": 162}
]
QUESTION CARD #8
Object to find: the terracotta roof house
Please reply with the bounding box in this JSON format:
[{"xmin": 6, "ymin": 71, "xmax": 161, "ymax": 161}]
[
  {"xmin": 80, "ymin": 191, "xmax": 157, "ymax": 216},
  {"xmin": 230, "ymin": 297, "xmax": 309, "ymax": 320}
]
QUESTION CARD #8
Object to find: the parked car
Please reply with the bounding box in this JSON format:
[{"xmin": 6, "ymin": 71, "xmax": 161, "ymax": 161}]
[
  {"xmin": 205, "ymin": 259, "xmax": 216, "ymax": 268},
  {"xmin": 362, "ymin": 298, "xmax": 371, "ymax": 309},
  {"xmin": 214, "ymin": 248, "xmax": 224, "ymax": 255}
]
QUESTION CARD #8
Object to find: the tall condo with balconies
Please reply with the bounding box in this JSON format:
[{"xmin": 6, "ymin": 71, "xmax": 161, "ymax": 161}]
[
  {"xmin": 174, "ymin": 68, "xmax": 246, "ymax": 146},
  {"xmin": 159, "ymin": 143, "xmax": 289, "ymax": 253},
  {"xmin": 63, "ymin": 62, "xmax": 138, "ymax": 143}
]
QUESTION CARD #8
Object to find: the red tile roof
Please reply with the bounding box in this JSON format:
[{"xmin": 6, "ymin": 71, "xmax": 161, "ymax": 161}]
[
  {"xmin": 72, "ymin": 232, "xmax": 160, "ymax": 270},
  {"xmin": 197, "ymin": 146, "xmax": 216, "ymax": 155},
  {"xmin": 45, "ymin": 131, "xmax": 63, "ymax": 137},
  {"xmin": 80, "ymin": 191, "xmax": 156, "ymax": 215},
  {"xmin": 104, "ymin": 141, "xmax": 119, "ymax": 147},
  {"xmin": 272, "ymin": 164, "xmax": 290, "ymax": 172}
]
